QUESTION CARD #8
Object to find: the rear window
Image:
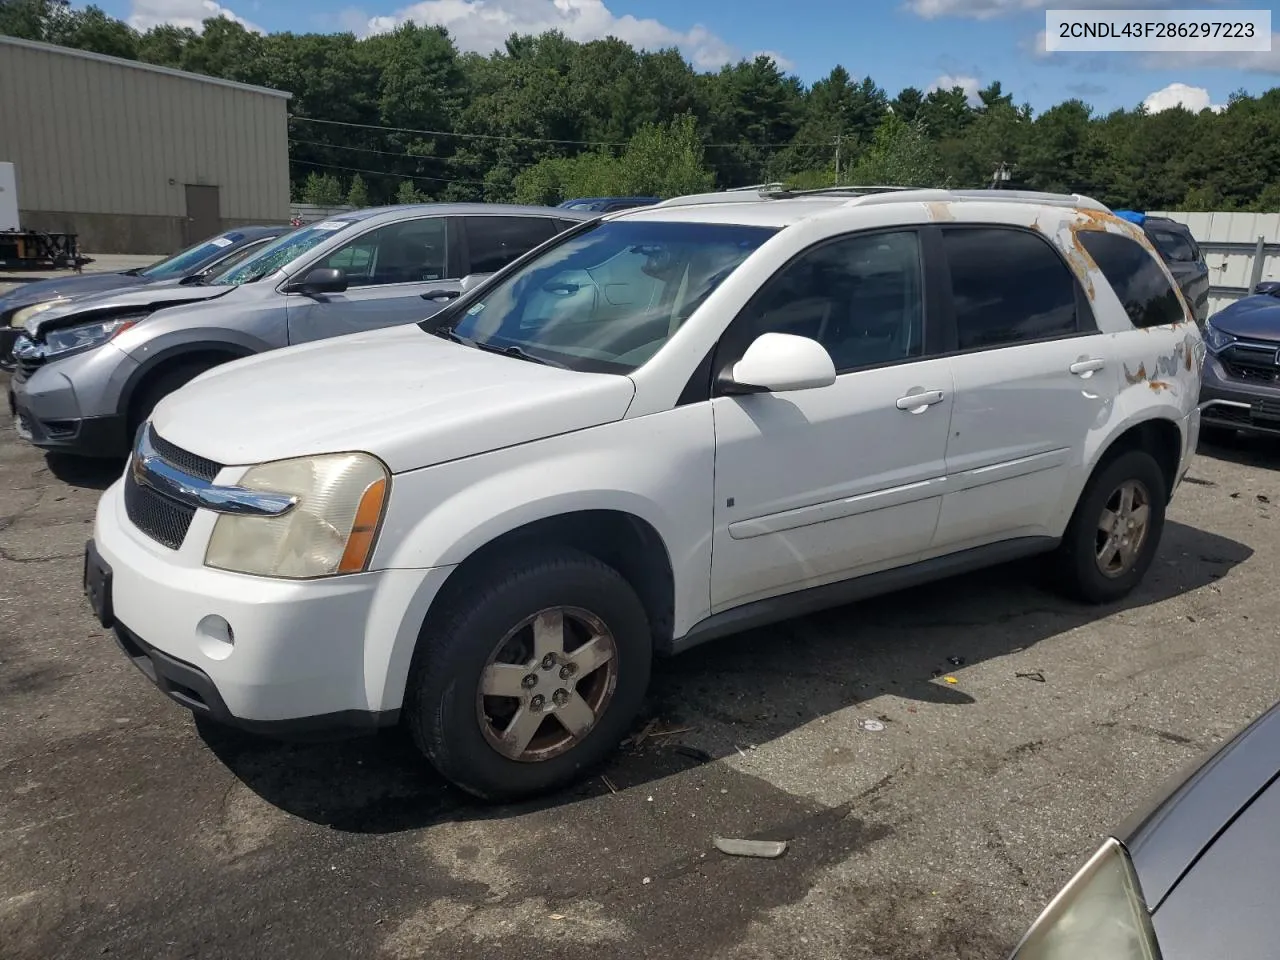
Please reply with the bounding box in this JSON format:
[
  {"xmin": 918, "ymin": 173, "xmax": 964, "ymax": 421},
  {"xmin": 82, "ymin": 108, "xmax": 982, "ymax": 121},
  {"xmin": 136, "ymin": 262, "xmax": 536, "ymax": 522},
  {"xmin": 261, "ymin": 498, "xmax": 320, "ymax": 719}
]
[
  {"xmin": 1079, "ymin": 231, "xmax": 1186, "ymax": 328},
  {"xmin": 1146, "ymin": 225, "xmax": 1198, "ymax": 263}
]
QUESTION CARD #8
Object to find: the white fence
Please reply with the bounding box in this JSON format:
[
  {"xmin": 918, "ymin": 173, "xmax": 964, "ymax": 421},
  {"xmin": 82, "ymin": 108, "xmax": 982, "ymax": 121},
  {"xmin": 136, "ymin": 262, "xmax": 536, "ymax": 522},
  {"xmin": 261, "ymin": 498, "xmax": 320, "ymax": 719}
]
[{"xmin": 1149, "ymin": 210, "xmax": 1280, "ymax": 316}]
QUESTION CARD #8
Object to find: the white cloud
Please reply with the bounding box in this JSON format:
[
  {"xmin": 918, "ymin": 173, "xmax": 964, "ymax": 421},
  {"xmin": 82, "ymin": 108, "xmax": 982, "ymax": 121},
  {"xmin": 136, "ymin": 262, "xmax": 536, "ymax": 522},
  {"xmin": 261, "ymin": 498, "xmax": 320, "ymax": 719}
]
[
  {"xmin": 928, "ymin": 73, "xmax": 982, "ymax": 106},
  {"xmin": 353, "ymin": 0, "xmax": 774, "ymax": 70},
  {"xmin": 128, "ymin": 0, "xmax": 262, "ymax": 33},
  {"xmin": 1142, "ymin": 82, "xmax": 1225, "ymax": 114}
]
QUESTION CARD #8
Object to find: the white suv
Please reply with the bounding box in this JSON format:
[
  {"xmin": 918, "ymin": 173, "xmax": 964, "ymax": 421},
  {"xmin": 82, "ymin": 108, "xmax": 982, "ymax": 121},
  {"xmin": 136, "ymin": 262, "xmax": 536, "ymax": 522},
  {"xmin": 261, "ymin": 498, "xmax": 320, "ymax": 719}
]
[{"xmin": 84, "ymin": 187, "xmax": 1205, "ymax": 801}]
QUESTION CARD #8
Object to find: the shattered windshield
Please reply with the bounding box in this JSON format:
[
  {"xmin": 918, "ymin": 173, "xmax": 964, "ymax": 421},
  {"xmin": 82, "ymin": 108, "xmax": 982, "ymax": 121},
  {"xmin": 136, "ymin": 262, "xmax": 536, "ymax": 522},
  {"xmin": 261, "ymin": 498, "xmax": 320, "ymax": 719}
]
[{"xmin": 215, "ymin": 220, "xmax": 358, "ymax": 286}]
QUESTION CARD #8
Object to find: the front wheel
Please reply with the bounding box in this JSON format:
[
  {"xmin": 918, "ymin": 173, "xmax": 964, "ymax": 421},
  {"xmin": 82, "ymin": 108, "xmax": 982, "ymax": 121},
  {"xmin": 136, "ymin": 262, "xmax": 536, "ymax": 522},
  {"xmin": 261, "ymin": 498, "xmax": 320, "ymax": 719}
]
[
  {"xmin": 1052, "ymin": 449, "xmax": 1168, "ymax": 604},
  {"xmin": 405, "ymin": 547, "xmax": 652, "ymax": 802}
]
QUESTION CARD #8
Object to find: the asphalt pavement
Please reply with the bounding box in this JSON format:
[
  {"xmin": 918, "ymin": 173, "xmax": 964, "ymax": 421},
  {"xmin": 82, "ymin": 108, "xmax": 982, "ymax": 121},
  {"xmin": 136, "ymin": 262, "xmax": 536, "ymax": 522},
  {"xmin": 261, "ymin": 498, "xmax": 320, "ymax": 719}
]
[{"xmin": 2, "ymin": 375, "xmax": 1279, "ymax": 960}]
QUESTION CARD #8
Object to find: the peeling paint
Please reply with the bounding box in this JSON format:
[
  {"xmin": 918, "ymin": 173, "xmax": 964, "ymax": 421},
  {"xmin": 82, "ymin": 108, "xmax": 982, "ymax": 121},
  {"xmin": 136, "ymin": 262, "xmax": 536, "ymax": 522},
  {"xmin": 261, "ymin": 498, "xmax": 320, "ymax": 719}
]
[
  {"xmin": 1148, "ymin": 380, "xmax": 1171, "ymax": 392},
  {"xmin": 1124, "ymin": 362, "xmax": 1149, "ymax": 385},
  {"xmin": 925, "ymin": 201, "xmax": 955, "ymax": 223}
]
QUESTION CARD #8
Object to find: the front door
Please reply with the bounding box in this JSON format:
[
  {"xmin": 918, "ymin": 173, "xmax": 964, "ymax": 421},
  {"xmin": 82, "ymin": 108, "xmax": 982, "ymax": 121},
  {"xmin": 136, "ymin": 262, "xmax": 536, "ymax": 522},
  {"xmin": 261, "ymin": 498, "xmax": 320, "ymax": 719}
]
[
  {"xmin": 183, "ymin": 184, "xmax": 220, "ymax": 246},
  {"xmin": 931, "ymin": 225, "xmax": 1120, "ymax": 552},
  {"xmin": 285, "ymin": 216, "xmax": 458, "ymax": 344},
  {"xmin": 709, "ymin": 229, "xmax": 955, "ymax": 612}
]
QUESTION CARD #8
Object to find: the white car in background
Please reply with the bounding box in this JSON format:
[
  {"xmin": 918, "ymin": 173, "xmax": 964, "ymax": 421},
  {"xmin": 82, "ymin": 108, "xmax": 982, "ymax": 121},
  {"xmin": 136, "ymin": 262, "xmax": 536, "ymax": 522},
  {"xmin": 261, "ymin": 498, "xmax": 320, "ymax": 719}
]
[{"xmin": 84, "ymin": 186, "xmax": 1204, "ymax": 801}]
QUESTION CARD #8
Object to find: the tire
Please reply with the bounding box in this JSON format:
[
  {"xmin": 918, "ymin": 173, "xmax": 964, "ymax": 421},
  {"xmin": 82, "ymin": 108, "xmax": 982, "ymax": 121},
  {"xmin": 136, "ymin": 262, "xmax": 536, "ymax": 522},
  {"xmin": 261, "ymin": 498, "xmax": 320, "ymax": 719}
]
[
  {"xmin": 127, "ymin": 361, "xmax": 219, "ymax": 438},
  {"xmin": 1052, "ymin": 449, "xmax": 1168, "ymax": 604},
  {"xmin": 405, "ymin": 547, "xmax": 652, "ymax": 802}
]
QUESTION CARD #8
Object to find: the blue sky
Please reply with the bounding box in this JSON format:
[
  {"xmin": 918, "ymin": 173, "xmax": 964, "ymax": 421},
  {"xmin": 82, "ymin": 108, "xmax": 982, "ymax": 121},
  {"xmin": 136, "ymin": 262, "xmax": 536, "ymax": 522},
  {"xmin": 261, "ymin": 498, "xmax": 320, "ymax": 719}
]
[{"xmin": 100, "ymin": 0, "xmax": 1279, "ymax": 115}]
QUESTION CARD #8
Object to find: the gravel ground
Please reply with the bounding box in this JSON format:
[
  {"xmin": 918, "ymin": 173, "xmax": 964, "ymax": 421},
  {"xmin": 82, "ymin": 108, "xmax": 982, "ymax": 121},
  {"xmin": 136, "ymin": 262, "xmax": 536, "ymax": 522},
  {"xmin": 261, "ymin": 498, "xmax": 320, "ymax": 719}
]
[{"xmin": 2, "ymin": 387, "xmax": 1278, "ymax": 960}]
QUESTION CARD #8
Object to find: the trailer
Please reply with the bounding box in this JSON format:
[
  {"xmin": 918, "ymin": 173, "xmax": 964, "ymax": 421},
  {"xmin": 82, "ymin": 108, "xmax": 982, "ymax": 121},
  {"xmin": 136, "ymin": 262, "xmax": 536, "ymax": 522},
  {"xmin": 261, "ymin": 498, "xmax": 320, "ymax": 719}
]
[{"xmin": 0, "ymin": 162, "xmax": 92, "ymax": 271}]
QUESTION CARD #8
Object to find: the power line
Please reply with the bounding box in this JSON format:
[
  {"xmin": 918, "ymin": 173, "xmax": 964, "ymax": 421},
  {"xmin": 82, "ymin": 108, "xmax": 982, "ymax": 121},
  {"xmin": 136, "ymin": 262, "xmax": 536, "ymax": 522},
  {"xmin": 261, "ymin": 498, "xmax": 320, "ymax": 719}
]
[
  {"xmin": 289, "ymin": 138, "xmax": 485, "ymax": 168},
  {"xmin": 290, "ymin": 157, "xmax": 488, "ymax": 187},
  {"xmin": 289, "ymin": 114, "xmax": 836, "ymax": 149}
]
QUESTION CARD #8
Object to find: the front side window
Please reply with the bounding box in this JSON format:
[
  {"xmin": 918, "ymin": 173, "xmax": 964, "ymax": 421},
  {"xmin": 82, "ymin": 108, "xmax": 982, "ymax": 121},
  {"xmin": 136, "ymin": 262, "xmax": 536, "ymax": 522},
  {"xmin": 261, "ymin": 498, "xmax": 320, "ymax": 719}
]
[
  {"xmin": 465, "ymin": 217, "xmax": 558, "ymax": 274},
  {"xmin": 733, "ymin": 230, "xmax": 924, "ymax": 373},
  {"xmin": 140, "ymin": 232, "xmax": 246, "ymax": 280},
  {"xmin": 440, "ymin": 220, "xmax": 777, "ymax": 373},
  {"xmin": 943, "ymin": 227, "xmax": 1078, "ymax": 350},
  {"xmin": 314, "ymin": 217, "xmax": 447, "ymax": 288},
  {"xmin": 217, "ymin": 220, "xmax": 359, "ymax": 286},
  {"xmin": 1079, "ymin": 231, "xmax": 1186, "ymax": 328}
]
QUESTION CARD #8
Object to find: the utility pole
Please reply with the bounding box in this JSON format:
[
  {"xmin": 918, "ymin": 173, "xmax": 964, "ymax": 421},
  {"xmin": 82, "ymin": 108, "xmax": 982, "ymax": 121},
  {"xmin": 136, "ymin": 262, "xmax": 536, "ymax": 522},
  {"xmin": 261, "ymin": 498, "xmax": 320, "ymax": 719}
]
[
  {"xmin": 834, "ymin": 135, "xmax": 842, "ymax": 185},
  {"xmin": 990, "ymin": 160, "xmax": 1012, "ymax": 189}
]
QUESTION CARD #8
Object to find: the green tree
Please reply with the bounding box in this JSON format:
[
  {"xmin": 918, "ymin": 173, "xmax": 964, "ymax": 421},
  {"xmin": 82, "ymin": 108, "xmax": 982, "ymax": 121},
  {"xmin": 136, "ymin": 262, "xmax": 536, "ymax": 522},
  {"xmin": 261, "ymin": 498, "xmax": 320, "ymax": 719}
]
[
  {"xmin": 301, "ymin": 172, "xmax": 344, "ymax": 206},
  {"xmin": 346, "ymin": 173, "xmax": 369, "ymax": 208},
  {"xmin": 395, "ymin": 179, "xmax": 423, "ymax": 204},
  {"xmin": 849, "ymin": 113, "xmax": 945, "ymax": 187}
]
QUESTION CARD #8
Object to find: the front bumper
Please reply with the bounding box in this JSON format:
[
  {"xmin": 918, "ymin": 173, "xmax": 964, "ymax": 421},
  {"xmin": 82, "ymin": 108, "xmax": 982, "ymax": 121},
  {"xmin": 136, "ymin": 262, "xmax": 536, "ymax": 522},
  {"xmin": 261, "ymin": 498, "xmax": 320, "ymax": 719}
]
[
  {"xmin": 8, "ymin": 343, "xmax": 138, "ymax": 457},
  {"xmin": 90, "ymin": 478, "xmax": 448, "ymax": 733},
  {"xmin": 1199, "ymin": 354, "xmax": 1280, "ymax": 436}
]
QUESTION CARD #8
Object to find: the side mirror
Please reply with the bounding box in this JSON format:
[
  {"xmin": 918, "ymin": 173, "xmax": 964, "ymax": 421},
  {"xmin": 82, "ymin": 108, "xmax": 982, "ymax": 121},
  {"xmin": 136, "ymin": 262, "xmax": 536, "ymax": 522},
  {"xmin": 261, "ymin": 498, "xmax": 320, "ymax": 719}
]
[
  {"xmin": 284, "ymin": 266, "xmax": 347, "ymax": 296},
  {"xmin": 719, "ymin": 332, "xmax": 837, "ymax": 394},
  {"xmin": 459, "ymin": 273, "xmax": 491, "ymax": 292},
  {"xmin": 1254, "ymin": 281, "xmax": 1280, "ymax": 298}
]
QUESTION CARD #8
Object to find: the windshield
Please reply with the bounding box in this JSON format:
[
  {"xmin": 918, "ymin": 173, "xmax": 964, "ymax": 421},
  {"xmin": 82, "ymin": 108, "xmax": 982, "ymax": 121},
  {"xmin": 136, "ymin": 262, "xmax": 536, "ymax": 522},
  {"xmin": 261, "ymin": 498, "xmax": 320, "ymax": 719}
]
[
  {"xmin": 441, "ymin": 220, "xmax": 778, "ymax": 373},
  {"xmin": 215, "ymin": 220, "xmax": 357, "ymax": 286},
  {"xmin": 139, "ymin": 233, "xmax": 247, "ymax": 280}
]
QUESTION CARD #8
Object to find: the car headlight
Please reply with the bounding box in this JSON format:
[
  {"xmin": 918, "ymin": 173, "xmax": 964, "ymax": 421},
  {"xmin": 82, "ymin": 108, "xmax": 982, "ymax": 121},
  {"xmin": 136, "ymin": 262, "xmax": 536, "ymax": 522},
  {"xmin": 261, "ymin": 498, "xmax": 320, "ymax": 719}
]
[
  {"xmin": 11, "ymin": 298, "xmax": 69, "ymax": 327},
  {"xmin": 1202, "ymin": 320, "xmax": 1234, "ymax": 354},
  {"xmin": 42, "ymin": 315, "xmax": 144, "ymax": 357},
  {"xmin": 1009, "ymin": 838, "xmax": 1160, "ymax": 960},
  {"xmin": 204, "ymin": 452, "xmax": 389, "ymax": 579}
]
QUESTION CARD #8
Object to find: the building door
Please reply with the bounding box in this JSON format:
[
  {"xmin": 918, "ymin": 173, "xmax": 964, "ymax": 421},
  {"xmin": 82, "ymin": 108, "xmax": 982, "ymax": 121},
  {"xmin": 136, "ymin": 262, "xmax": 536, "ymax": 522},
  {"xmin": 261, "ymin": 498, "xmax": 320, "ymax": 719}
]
[{"xmin": 183, "ymin": 184, "xmax": 221, "ymax": 246}]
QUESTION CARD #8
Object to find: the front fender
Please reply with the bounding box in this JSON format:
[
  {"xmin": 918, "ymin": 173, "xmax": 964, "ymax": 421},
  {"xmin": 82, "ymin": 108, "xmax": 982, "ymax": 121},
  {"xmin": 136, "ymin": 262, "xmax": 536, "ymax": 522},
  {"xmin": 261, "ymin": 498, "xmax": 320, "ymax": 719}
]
[{"xmin": 372, "ymin": 405, "xmax": 715, "ymax": 631}]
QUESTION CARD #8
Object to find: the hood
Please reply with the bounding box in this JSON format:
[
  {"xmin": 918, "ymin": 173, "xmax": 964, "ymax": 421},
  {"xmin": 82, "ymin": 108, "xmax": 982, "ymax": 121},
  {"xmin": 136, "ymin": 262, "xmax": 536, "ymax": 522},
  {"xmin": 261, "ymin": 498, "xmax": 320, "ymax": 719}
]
[
  {"xmin": 0, "ymin": 271, "xmax": 148, "ymax": 317},
  {"xmin": 149, "ymin": 325, "xmax": 638, "ymax": 474},
  {"xmin": 1208, "ymin": 295, "xmax": 1280, "ymax": 340},
  {"xmin": 24, "ymin": 282, "xmax": 236, "ymax": 337},
  {"xmin": 1117, "ymin": 698, "xmax": 1280, "ymax": 911}
]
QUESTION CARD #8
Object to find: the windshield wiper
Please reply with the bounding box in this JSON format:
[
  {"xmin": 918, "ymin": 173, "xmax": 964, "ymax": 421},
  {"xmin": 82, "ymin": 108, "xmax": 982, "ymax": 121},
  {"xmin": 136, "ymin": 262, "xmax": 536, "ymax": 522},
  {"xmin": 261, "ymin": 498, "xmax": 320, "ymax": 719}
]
[{"xmin": 432, "ymin": 327, "xmax": 561, "ymax": 367}]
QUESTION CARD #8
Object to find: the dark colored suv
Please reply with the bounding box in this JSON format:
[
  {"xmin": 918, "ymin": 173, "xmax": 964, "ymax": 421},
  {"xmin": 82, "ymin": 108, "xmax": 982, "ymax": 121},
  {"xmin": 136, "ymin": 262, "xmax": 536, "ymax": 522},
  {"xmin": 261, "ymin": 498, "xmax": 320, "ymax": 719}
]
[
  {"xmin": 1113, "ymin": 211, "xmax": 1210, "ymax": 324},
  {"xmin": 1199, "ymin": 282, "xmax": 1280, "ymax": 439}
]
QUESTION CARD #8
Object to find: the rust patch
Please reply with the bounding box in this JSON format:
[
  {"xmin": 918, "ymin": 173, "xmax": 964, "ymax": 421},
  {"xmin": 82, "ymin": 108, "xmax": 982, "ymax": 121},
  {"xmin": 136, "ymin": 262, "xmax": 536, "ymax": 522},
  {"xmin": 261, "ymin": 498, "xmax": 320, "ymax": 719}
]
[
  {"xmin": 1148, "ymin": 380, "xmax": 1171, "ymax": 392},
  {"xmin": 1185, "ymin": 347, "xmax": 1193, "ymax": 371},
  {"xmin": 925, "ymin": 201, "xmax": 955, "ymax": 222},
  {"xmin": 1124, "ymin": 362, "xmax": 1149, "ymax": 385}
]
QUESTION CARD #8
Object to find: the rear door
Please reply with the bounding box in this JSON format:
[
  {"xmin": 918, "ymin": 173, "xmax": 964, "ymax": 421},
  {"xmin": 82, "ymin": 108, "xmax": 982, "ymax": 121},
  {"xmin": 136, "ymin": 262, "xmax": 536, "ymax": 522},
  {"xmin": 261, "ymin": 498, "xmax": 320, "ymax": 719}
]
[
  {"xmin": 285, "ymin": 215, "xmax": 458, "ymax": 344},
  {"xmin": 930, "ymin": 225, "xmax": 1119, "ymax": 554}
]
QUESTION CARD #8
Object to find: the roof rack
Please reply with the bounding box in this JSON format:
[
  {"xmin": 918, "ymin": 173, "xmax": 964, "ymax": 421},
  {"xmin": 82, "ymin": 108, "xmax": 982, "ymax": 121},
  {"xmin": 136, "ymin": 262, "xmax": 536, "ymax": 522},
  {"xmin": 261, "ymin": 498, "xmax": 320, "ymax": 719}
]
[{"xmin": 655, "ymin": 183, "xmax": 909, "ymax": 208}]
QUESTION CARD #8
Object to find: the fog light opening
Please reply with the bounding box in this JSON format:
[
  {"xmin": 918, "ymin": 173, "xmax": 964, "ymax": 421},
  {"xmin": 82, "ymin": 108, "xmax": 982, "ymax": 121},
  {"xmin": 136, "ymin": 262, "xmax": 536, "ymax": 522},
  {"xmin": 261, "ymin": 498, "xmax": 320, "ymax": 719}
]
[{"xmin": 196, "ymin": 615, "xmax": 235, "ymax": 661}]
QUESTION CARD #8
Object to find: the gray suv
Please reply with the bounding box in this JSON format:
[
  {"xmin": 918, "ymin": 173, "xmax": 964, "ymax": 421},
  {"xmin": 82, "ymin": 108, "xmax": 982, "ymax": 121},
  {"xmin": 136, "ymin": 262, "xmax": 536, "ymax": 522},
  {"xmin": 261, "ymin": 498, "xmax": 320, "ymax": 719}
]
[{"xmin": 8, "ymin": 203, "xmax": 587, "ymax": 458}]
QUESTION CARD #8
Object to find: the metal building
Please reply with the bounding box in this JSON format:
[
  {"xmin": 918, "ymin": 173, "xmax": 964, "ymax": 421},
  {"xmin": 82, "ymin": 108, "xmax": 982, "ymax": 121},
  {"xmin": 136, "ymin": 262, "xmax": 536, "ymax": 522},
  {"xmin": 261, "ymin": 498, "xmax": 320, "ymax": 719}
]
[{"xmin": 0, "ymin": 36, "xmax": 291, "ymax": 255}]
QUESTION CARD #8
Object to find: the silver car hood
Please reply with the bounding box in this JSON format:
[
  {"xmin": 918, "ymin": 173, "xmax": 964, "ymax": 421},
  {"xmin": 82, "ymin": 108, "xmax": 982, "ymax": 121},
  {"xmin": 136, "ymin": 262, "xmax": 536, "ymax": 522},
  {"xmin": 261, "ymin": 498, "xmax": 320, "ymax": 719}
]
[{"xmin": 25, "ymin": 282, "xmax": 237, "ymax": 336}]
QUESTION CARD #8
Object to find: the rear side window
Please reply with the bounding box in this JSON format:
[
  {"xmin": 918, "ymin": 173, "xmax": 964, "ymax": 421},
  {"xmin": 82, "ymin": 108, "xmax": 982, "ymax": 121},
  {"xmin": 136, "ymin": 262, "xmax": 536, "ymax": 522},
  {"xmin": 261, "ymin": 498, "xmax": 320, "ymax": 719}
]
[
  {"xmin": 942, "ymin": 227, "xmax": 1078, "ymax": 350},
  {"xmin": 465, "ymin": 217, "xmax": 558, "ymax": 274},
  {"xmin": 1078, "ymin": 231, "xmax": 1185, "ymax": 328},
  {"xmin": 1145, "ymin": 226, "xmax": 1198, "ymax": 263}
]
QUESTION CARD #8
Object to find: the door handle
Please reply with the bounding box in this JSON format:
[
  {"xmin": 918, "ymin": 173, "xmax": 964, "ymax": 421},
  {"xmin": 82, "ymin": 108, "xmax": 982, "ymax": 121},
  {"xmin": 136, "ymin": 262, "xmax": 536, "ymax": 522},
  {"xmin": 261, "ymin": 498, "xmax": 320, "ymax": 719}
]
[
  {"xmin": 896, "ymin": 390, "xmax": 945, "ymax": 413},
  {"xmin": 421, "ymin": 289, "xmax": 461, "ymax": 301},
  {"xmin": 1070, "ymin": 358, "xmax": 1106, "ymax": 377}
]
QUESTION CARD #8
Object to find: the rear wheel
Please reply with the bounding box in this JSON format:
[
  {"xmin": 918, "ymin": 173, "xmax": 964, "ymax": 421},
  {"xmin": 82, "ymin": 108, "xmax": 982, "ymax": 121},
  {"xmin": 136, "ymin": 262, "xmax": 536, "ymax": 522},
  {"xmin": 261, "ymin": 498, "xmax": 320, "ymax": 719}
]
[
  {"xmin": 405, "ymin": 547, "xmax": 651, "ymax": 802},
  {"xmin": 1052, "ymin": 449, "xmax": 1167, "ymax": 604}
]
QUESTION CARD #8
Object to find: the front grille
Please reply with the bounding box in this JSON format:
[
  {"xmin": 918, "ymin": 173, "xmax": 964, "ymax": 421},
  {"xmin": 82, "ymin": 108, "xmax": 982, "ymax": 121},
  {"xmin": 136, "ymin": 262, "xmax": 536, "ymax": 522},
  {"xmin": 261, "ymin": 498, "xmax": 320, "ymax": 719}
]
[
  {"xmin": 1221, "ymin": 340, "xmax": 1280, "ymax": 384},
  {"xmin": 1203, "ymin": 404, "xmax": 1251, "ymax": 425},
  {"xmin": 149, "ymin": 425, "xmax": 222, "ymax": 481},
  {"xmin": 123, "ymin": 427, "xmax": 226, "ymax": 550},
  {"xmin": 124, "ymin": 471, "xmax": 195, "ymax": 550}
]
